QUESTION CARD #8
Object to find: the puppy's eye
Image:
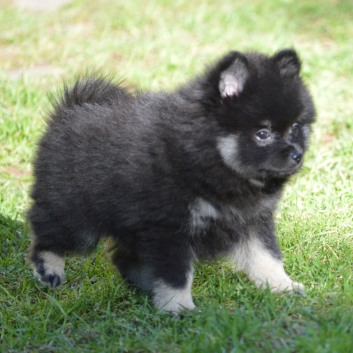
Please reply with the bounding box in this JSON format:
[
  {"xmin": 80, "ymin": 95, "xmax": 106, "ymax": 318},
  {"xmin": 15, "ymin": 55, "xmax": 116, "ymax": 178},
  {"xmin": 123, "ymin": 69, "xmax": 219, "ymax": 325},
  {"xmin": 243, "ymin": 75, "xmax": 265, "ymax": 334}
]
[
  {"xmin": 291, "ymin": 123, "xmax": 300, "ymax": 135},
  {"xmin": 255, "ymin": 129, "xmax": 271, "ymax": 141}
]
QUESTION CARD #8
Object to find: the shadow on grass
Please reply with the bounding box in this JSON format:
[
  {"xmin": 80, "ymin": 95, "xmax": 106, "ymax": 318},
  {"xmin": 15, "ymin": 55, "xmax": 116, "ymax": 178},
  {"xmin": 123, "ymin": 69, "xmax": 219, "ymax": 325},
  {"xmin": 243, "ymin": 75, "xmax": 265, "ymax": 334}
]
[
  {"xmin": 0, "ymin": 213, "xmax": 29, "ymax": 287},
  {"xmin": 0, "ymin": 213, "xmax": 28, "ymax": 252}
]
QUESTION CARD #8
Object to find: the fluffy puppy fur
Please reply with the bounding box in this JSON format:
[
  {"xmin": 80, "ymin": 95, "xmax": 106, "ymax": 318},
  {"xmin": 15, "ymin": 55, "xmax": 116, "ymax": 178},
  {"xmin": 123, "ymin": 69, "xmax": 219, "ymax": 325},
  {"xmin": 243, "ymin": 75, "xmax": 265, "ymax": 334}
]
[{"xmin": 28, "ymin": 49, "xmax": 315, "ymax": 313}]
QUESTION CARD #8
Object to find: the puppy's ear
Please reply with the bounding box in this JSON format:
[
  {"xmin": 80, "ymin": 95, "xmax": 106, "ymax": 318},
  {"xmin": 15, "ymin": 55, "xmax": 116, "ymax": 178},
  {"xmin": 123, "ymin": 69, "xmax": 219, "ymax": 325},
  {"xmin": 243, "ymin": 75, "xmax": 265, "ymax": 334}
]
[
  {"xmin": 218, "ymin": 52, "xmax": 249, "ymax": 98},
  {"xmin": 272, "ymin": 49, "xmax": 301, "ymax": 78}
]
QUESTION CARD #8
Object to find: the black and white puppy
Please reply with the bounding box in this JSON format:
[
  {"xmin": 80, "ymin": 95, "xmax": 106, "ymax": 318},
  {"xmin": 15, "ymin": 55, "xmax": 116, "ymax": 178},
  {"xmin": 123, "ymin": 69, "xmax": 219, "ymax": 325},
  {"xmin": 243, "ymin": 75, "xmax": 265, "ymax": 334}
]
[{"xmin": 28, "ymin": 49, "xmax": 315, "ymax": 313}]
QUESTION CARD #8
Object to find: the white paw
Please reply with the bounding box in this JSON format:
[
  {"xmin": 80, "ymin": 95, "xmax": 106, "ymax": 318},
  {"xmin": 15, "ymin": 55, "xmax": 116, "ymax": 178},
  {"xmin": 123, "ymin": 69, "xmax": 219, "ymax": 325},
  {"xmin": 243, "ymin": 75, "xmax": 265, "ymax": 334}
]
[
  {"xmin": 34, "ymin": 251, "xmax": 65, "ymax": 288},
  {"xmin": 256, "ymin": 277, "xmax": 305, "ymax": 293},
  {"xmin": 155, "ymin": 296, "xmax": 196, "ymax": 313},
  {"xmin": 289, "ymin": 281, "xmax": 305, "ymax": 293},
  {"xmin": 153, "ymin": 280, "xmax": 195, "ymax": 313}
]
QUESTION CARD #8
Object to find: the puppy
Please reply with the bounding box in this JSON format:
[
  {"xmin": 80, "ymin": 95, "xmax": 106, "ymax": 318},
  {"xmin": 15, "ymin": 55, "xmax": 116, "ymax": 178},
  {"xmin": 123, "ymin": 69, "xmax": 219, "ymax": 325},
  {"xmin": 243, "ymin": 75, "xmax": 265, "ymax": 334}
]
[{"xmin": 28, "ymin": 49, "xmax": 315, "ymax": 313}]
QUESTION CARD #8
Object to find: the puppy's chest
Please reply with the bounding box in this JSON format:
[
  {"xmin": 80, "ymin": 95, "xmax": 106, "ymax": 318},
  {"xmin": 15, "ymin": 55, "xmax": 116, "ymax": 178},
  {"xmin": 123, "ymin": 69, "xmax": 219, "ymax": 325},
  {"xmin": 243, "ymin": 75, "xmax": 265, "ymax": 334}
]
[{"xmin": 188, "ymin": 196, "xmax": 276, "ymax": 235}]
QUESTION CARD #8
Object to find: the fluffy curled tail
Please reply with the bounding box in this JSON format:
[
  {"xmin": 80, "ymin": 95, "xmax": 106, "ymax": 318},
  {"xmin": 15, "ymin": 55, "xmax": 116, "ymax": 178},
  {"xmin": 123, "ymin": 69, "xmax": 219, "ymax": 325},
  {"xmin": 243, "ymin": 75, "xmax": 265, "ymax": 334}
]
[{"xmin": 48, "ymin": 73, "xmax": 130, "ymax": 122}]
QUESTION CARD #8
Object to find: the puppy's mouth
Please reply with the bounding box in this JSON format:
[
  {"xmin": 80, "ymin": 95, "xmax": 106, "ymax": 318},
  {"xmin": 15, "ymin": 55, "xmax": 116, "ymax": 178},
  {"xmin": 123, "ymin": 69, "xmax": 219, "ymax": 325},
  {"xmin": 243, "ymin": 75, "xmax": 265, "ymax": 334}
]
[
  {"xmin": 259, "ymin": 167, "xmax": 301, "ymax": 178},
  {"xmin": 259, "ymin": 155, "xmax": 304, "ymax": 178},
  {"xmin": 241, "ymin": 163, "xmax": 303, "ymax": 187},
  {"xmin": 248, "ymin": 167, "xmax": 300, "ymax": 189}
]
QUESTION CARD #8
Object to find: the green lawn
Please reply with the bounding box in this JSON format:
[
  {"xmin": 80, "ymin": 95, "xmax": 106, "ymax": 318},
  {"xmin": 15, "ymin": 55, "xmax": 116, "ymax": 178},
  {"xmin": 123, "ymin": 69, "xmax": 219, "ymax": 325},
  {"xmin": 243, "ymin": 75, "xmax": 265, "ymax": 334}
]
[{"xmin": 1, "ymin": 0, "xmax": 353, "ymax": 352}]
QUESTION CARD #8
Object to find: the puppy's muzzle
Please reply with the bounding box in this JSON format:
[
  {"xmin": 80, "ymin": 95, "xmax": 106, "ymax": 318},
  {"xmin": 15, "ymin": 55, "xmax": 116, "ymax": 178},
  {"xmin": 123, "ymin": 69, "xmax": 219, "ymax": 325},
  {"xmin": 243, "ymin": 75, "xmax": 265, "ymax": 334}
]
[{"xmin": 290, "ymin": 151, "xmax": 302, "ymax": 164}]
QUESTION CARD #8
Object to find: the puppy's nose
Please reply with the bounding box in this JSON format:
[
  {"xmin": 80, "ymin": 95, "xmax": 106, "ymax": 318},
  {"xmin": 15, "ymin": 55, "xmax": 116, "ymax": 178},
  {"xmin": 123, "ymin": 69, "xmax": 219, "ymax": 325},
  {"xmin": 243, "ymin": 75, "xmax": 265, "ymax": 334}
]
[{"xmin": 291, "ymin": 151, "xmax": 302, "ymax": 164}]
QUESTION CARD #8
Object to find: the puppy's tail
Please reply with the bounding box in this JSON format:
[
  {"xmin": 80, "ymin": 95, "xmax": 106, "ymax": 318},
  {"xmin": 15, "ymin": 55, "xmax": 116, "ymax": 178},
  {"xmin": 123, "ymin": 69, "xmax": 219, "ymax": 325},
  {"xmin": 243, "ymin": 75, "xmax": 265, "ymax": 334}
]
[{"xmin": 48, "ymin": 73, "xmax": 130, "ymax": 121}]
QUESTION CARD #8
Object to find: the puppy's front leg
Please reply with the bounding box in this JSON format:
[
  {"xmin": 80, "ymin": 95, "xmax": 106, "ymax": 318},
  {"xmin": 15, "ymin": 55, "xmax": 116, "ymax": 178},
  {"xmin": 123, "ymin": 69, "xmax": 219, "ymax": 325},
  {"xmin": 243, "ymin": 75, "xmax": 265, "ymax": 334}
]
[
  {"xmin": 152, "ymin": 268, "xmax": 195, "ymax": 313},
  {"xmin": 230, "ymin": 226, "xmax": 304, "ymax": 293},
  {"xmin": 135, "ymin": 228, "xmax": 195, "ymax": 313}
]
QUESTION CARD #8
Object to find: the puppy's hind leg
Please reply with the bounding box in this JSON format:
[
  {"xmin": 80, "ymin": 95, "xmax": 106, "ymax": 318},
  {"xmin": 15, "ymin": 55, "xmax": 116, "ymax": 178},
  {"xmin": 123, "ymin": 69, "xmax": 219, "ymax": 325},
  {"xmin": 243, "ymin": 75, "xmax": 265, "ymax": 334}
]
[
  {"xmin": 28, "ymin": 205, "xmax": 100, "ymax": 288},
  {"xmin": 29, "ymin": 246, "xmax": 66, "ymax": 288}
]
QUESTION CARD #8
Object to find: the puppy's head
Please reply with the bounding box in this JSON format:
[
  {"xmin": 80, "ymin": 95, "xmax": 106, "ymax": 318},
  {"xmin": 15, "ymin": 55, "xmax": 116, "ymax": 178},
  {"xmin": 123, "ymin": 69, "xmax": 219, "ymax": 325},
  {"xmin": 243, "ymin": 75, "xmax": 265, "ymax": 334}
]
[{"xmin": 206, "ymin": 49, "xmax": 315, "ymax": 182}]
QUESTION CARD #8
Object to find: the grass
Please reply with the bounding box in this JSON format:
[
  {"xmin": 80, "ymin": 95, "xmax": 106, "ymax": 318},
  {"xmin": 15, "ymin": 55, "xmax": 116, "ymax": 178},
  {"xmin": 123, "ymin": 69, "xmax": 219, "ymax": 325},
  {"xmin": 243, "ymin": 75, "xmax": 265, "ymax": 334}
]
[{"xmin": 1, "ymin": 0, "xmax": 353, "ymax": 352}]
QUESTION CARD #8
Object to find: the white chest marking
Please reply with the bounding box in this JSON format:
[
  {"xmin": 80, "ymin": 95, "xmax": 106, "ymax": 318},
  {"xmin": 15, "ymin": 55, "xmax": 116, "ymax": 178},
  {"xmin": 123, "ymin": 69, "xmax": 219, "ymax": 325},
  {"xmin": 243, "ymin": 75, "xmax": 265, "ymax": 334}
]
[{"xmin": 189, "ymin": 197, "xmax": 220, "ymax": 231}]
